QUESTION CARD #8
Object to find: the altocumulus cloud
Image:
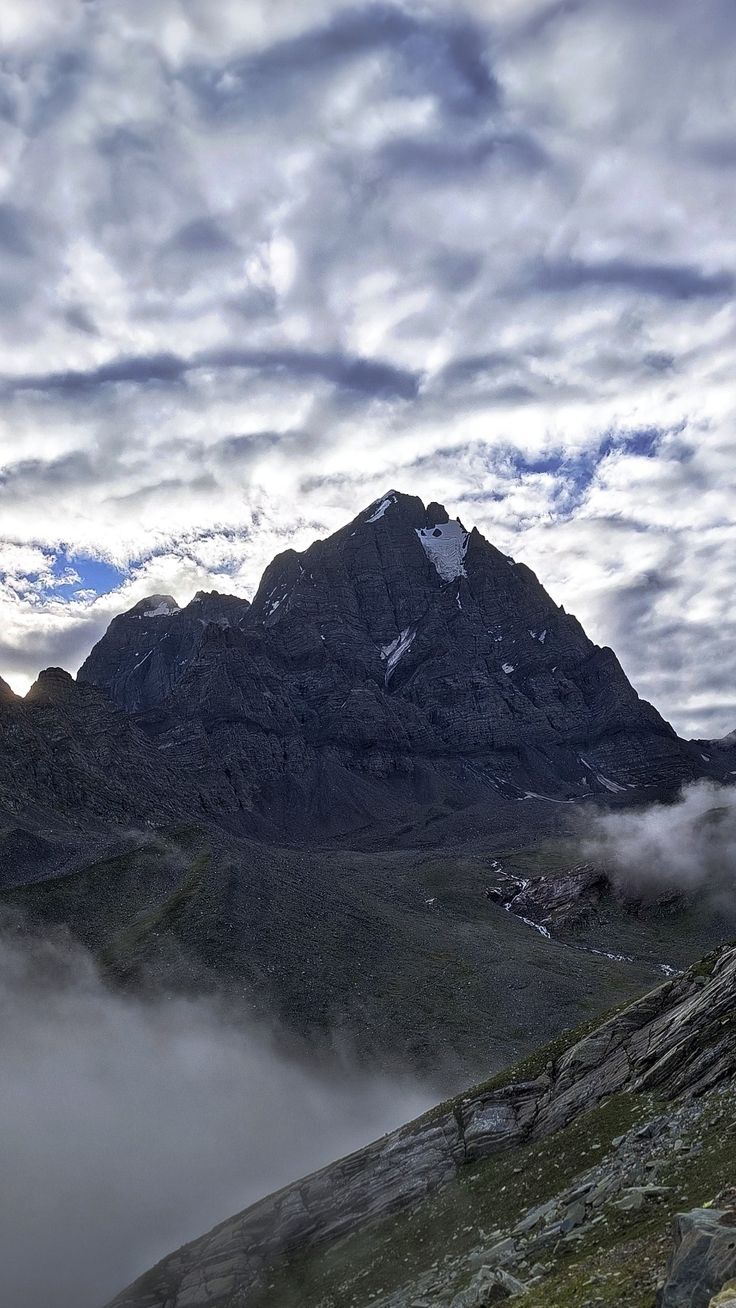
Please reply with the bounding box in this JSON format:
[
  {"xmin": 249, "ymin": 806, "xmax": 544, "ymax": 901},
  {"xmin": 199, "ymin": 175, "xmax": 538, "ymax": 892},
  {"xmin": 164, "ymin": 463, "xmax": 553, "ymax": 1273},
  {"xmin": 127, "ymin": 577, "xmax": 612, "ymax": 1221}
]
[{"xmin": 0, "ymin": 0, "xmax": 734, "ymax": 734}]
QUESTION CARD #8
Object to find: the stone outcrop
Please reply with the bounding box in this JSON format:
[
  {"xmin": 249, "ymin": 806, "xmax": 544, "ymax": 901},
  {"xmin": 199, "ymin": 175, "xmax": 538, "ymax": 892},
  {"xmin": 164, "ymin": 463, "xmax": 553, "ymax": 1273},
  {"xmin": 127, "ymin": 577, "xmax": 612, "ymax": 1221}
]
[
  {"xmin": 487, "ymin": 863, "xmax": 612, "ymax": 928},
  {"xmin": 105, "ymin": 945, "xmax": 736, "ymax": 1308},
  {"xmin": 78, "ymin": 591, "xmax": 252, "ymax": 714}
]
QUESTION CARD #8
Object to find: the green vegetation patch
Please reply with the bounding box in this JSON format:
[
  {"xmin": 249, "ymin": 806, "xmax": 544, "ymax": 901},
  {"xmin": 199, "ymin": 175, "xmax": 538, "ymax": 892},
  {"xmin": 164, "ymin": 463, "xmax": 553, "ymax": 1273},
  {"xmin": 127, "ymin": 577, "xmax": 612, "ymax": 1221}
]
[
  {"xmin": 246, "ymin": 1094, "xmax": 656, "ymax": 1308},
  {"xmin": 519, "ymin": 1084, "xmax": 736, "ymax": 1308}
]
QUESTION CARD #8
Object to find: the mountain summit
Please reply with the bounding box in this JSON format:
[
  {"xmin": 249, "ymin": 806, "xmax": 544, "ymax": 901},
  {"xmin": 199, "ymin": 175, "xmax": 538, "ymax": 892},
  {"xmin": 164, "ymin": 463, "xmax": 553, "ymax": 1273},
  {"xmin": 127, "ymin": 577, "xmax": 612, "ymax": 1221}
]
[{"xmin": 77, "ymin": 490, "xmax": 704, "ymax": 837}]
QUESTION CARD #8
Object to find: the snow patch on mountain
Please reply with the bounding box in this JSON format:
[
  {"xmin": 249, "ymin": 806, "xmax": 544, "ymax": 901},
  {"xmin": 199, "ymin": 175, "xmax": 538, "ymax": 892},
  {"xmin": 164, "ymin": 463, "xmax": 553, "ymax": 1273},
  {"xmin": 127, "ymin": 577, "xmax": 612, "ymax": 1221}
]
[
  {"xmin": 416, "ymin": 520, "xmax": 468, "ymax": 581},
  {"xmin": 130, "ymin": 650, "xmax": 153, "ymax": 673},
  {"xmin": 580, "ymin": 757, "xmax": 627, "ymax": 793},
  {"xmin": 381, "ymin": 627, "xmax": 415, "ymax": 682},
  {"xmin": 366, "ymin": 493, "xmax": 397, "ymax": 523},
  {"xmin": 142, "ymin": 597, "xmax": 180, "ymax": 618}
]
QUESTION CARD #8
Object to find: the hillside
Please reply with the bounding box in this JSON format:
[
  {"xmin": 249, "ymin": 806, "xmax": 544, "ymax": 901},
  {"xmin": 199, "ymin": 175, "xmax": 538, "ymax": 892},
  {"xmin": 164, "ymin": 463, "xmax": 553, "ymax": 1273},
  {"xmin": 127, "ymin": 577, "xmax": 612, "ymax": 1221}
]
[{"xmin": 106, "ymin": 943, "xmax": 736, "ymax": 1308}]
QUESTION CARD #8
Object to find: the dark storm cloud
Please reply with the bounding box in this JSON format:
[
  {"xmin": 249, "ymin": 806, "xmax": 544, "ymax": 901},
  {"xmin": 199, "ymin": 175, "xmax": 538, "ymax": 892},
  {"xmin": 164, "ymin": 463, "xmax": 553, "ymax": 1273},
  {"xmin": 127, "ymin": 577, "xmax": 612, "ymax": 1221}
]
[
  {"xmin": 180, "ymin": 3, "xmax": 498, "ymax": 122},
  {"xmin": 528, "ymin": 256, "xmax": 735, "ymax": 301},
  {"xmin": 377, "ymin": 129, "xmax": 549, "ymax": 177},
  {"xmin": 209, "ymin": 428, "xmax": 318, "ymax": 469},
  {"xmin": 689, "ymin": 137, "xmax": 736, "ymax": 169},
  {"xmin": 507, "ymin": 0, "xmax": 591, "ymax": 46},
  {"xmin": 0, "ymin": 203, "xmax": 37, "ymax": 257},
  {"xmin": 436, "ymin": 351, "xmax": 537, "ymax": 385},
  {"xmin": 163, "ymin": 217, "xmax": 238, "ymax": 255},
  {"xmin": 0, "ymin": 449, "xmax": 101, "ymax": 493},
  {"xmin": 1, "ymin": 347, "xmax": 420, "ymax": 400},
  {"xmin": 24, "ymin": 48, "xmax": 89, "ymax": 135},
  {"xmin": 0, "ymin": 612, "xmax": 106, "ymax": 684}
]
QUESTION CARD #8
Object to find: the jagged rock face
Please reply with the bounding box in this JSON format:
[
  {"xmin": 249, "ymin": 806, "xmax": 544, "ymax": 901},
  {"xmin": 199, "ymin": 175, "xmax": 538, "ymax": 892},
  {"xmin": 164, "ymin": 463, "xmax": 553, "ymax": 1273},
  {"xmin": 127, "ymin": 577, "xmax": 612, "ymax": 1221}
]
[
  {"xmin": 0, "ymin": 675, "xmax": 17, "ymax": 706},
  {"xmin": 79, "ymin": 591, "xmax": 251, "ymax": 714},
  {"xmin": 78, "ymin": 492, "xmax": 699, "ymax": 834},
  {"xmin": 695, "ymin": 729, "xmax": 736, "ymax": 777}
]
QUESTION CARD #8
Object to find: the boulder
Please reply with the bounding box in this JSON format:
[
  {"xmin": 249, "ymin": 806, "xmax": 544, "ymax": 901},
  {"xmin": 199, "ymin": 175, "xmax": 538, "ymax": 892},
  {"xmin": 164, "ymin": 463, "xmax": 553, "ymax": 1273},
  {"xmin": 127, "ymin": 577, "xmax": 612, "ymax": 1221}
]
[
  {"xmin": 658, "ymin": 1208, "xmax": 736, "ymax": 1308},
  {"xmin": 710, "ymin": 1282, "xmax": 736, "ymax": 1308}
]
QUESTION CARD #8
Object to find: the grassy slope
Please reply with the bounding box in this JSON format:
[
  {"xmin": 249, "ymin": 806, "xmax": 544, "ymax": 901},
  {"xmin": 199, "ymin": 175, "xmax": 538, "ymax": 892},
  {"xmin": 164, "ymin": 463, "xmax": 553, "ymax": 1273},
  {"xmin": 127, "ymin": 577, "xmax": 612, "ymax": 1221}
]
[
  {"xmin": 1, "ymin": 829, "xmax": 729, "ymax": 1090},
  {"xmin": 0, "ymin": 829, "xmax": 683, "ymax": 1086}
]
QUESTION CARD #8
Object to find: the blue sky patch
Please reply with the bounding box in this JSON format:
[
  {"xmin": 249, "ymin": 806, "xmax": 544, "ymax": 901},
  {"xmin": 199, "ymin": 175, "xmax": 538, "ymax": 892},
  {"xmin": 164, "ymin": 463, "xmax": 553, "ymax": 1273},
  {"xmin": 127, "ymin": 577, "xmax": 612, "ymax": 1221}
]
[
  {"xmin": 495, "ymin": 428, "xmax": 665, "ymax": 517},
  {"xmin": 50, "ymin": 551, "xmax": 126, "ymax": 599}
]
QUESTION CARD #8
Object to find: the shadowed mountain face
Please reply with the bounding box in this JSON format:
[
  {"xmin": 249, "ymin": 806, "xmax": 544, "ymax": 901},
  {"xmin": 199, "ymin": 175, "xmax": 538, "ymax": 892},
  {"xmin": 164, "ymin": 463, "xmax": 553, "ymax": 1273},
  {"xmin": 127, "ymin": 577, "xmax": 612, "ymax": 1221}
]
[
  {"xmin": 0, "ymin": 668, "xmax": 202, "ymax": 839},
  {"xmin": 77, "ymin": 491, "xmax": 704, "ymax": 840}
]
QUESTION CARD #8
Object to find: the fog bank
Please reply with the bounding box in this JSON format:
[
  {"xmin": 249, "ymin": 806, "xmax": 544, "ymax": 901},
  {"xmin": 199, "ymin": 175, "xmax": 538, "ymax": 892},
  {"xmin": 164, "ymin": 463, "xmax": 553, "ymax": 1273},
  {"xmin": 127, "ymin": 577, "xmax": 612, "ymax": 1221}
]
[
  {"xmin": 0, "ymin": 930, "xmax": 433, "ymax": 1308},
  {"xmin": 584, "ymin": 780, "xmax": 736, "ymax": 912}
]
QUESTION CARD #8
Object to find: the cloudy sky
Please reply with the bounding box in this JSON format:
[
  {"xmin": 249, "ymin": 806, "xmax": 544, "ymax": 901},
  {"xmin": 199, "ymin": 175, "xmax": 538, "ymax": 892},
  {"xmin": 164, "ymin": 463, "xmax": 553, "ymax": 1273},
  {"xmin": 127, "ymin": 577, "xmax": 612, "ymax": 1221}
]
[{"xmin": 0, "ymin": 0, "xmax": 734, "ymax": 736}]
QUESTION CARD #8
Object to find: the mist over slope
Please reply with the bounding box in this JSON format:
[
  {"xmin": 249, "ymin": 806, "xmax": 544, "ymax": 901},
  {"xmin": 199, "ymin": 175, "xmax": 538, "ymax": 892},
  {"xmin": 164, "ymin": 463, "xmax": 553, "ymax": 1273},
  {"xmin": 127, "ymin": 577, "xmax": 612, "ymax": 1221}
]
[
  {"xmin": 584, "ymin": 779, "xmax": 736, "ymax": 913},
  {"xmin": 0, "ymin": 929, "xmax": 432, "ymax": 1308}
]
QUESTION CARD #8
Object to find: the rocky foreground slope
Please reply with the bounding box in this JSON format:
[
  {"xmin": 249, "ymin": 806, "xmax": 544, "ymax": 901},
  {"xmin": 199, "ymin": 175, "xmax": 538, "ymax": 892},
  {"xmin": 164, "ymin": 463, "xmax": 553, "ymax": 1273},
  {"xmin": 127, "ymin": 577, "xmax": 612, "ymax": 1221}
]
[{"xmin": 107, "ymin": 943, "xmax": 736, "ymax": 1308}]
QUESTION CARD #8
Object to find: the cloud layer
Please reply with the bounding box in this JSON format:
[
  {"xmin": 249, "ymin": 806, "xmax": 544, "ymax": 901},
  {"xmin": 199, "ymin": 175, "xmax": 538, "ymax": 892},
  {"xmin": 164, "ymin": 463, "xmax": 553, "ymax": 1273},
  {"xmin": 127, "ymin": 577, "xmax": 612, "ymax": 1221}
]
[
  {"xmin": 584, "ymin": 779, "xmax": 736, "ymax": 915},
  {"xmin": 0, "ymin": 927, "xmax": 431, "ymax": 1308},
  {"xmin": 0, "ymin": 0, "xmax": 734, "ymax": 734}
]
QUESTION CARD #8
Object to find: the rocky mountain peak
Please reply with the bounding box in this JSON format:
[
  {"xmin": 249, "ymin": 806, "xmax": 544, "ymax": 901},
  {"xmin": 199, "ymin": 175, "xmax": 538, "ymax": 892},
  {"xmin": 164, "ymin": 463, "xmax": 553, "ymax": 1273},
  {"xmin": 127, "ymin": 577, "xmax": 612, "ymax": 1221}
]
[
  {"xmin": 181, "ymin": 590, "xmax": 251, "ymax": 625},
  {"xmin": 355, "ymin": 489, "xmax": 455, "ymax": 534},
  {"xmin": 75, "ymin": 488, "xmax": 714, "ymax": 832},
  {"xmin": 128, "ymin": 594, "xmax": 181, "ymax": 618},
  {"xmin": 25, "ymin": 667, "xmax": 78, "ymax": 706},
  {"xmin": 359, "ymin": 488, "xmax": 421, "ymax": 525}
]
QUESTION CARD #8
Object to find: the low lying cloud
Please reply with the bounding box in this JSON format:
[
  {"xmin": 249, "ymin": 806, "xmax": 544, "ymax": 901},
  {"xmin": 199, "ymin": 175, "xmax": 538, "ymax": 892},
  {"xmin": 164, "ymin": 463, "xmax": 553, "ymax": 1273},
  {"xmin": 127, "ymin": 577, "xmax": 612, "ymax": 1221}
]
[
  {"xmin": 0, "ymin": 928, "xmax": 432, "ymax": 1308},
  {"xmin": 584, "ymin": 780, "xmax": 736, "ymax": 911}
]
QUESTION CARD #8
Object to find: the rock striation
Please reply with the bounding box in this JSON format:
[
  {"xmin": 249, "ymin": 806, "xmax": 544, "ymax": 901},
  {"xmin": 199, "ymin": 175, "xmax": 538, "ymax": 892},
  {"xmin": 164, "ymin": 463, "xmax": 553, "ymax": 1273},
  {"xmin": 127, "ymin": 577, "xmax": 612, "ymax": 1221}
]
[{"xmin": 0, "ymin": 668, "xmax": 202, "ymax": 842}]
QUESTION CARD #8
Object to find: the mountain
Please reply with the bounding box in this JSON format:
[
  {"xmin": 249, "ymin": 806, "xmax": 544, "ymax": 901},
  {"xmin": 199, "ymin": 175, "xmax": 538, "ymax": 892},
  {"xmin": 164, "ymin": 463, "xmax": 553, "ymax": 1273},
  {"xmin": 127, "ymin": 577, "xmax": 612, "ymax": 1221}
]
[
  {"xmin": 1, "ymin": 491, "xmax": 733, "ymax": 1083},
  {"xmin": 78, "ymin": 490, "xmax": 709, "ymax": 841},
  {"xmin": 106, "ymin": 942, "xmax": 736, "ymax": 1308}
]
